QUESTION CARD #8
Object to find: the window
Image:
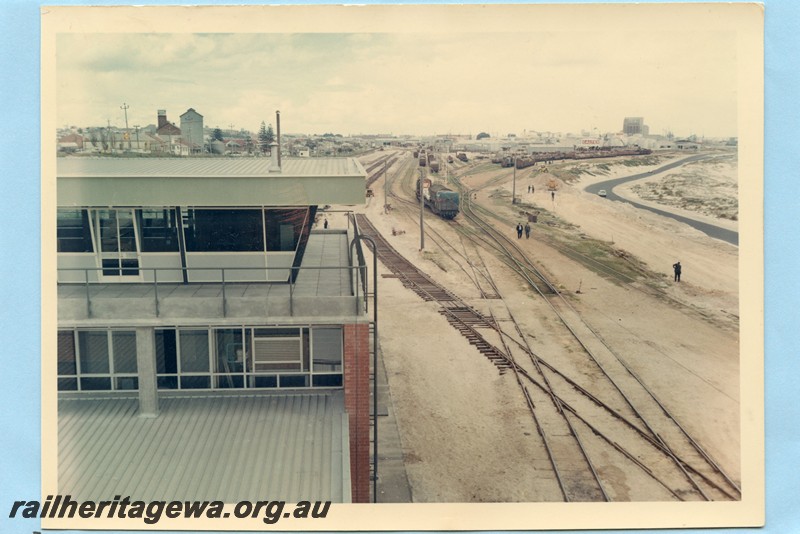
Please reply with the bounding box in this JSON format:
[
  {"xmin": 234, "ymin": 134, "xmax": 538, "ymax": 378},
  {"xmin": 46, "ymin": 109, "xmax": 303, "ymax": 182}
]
[
  {"xmin": 179, "ymin": 330, "xmax": 210, "ymax": 389},
  {"xmin": 265, "ymin": 209, "xmax": 307, "ymax": 251},
  {"xmin": 57, "ymin": 209, "xmax": 93, "ymax": 253},
  {"xmin": 155, "ymin": 329, "xmax": 178, "ymax": 389},
  {"xmin": 112, "ymin": 331, "xmax": 138, "ymax": 373},
  {"xmin": 78, "ymin": 331, "xmax": 110, "ymax": 374},
  {"xmin": 215, "ymin": 328, "xmax": 244, "ymax": 389},
  {"xmin": 137, "ymin": 209, "xmax": 180, "ymax": 252},
  {"xmin": 94, "ymin": 209, "xmax": 139, "ymax": 276},
  {"xmin": 311, "ymin": 327, "xmax": 343, "ymax": 388},
  {"xmin": 57, "ymin": 331, "xmax": 77, "ymax": 391},
  {"xmin": 59, "ymin": 325, "xmax": 344, "ymax": 393},
  {"xmin": 184, "ymin": 209, "xmax": 264, "ymax": 252},
  {"xmin": 60, "ymin": 330, "xmax": 139, "ymax": 391}
]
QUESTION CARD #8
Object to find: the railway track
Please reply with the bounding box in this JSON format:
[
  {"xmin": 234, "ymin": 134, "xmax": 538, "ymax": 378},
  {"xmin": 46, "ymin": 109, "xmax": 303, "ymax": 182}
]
[{"xmin": 355, "ymin": 207, "xmax": 740, "ymax": 501}]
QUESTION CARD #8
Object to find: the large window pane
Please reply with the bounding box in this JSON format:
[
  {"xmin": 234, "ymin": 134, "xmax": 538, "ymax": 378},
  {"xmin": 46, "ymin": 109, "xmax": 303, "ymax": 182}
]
[
  {"xmin": 138, "ymin": 209, "xmax": 180, "ymax": 252},
  {"xmin": 184, "ymin": 209, "xmax": 264, "ymax": 252},
  {"xmin": 57, "ymin": 331, "xmax": 77, "ymax": 375},
  {"xmin": 215, "ymin": 328, "xmax": 245, "ymax": 389},
  {"xmin": 80, "ymin": 377, "xmax": 111, "ymax": 391},
  {"xmin": 97, "ymin": 209, "xmax": 119, "ymax": 253},
  {"xmin": 265, "ymin": 209, "xmax": 307, "ymax": 251},
  {"xmin": 155, "ymin": 329, "xmax": 178, "ymax": 374},
  {"xmin": 180, "ymin": 330, "xmax": 209, "ymax": 372},
  {"xmin": 117, "ymin": 211, "xmax": 137, "ymax": 252},
  {"xmin": 58, "ymin": 378, "xmax": 78, "ymax": 391},
  {"xmin": 57, "ymin": 209, "xmax": 93, "ymax": 253},
  {"xmin": 112, "ymin": 331, "xmax": 138, "ymax": 373},
  {"xmin": 78, "ymin": 331, "xmax": 109, "ymax": 374},
  {"xmin": 215, "ymin": 329, "xmax": 244, "ymax": 373},
  {"xmin": 312, "ymin": 327, "xmax": 342, "ymax": 372}
]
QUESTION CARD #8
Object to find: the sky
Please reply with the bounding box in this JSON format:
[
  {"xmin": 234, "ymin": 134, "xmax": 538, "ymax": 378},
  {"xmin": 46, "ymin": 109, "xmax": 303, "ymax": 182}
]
[{"xmin": 56, "ymin": 15, "xmax": 740, "ymax": 139}]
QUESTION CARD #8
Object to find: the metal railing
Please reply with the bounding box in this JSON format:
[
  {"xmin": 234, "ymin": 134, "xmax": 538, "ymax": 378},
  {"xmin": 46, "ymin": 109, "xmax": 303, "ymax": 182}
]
[{"xmin": 58, "ymin": 264, "xmax": 369, "ymax": 318}]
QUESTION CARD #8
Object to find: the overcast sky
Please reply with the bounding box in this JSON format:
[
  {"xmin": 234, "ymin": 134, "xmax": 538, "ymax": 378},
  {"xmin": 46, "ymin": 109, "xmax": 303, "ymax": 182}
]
[{"xmin": 57, "ymin": 29, "xmax": 738, "ymax": 138}]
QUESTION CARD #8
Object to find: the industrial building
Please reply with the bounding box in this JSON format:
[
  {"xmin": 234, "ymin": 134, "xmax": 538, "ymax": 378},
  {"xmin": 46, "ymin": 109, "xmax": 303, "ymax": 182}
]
[{"xmin": 54, "ymin": 150, "xmax": 373, "ymax": 502}]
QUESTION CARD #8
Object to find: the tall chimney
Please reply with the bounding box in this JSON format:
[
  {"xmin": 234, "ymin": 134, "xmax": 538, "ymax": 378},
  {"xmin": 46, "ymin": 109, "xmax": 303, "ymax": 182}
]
[
  {"xmin": 269, "ymin": 142, "xmax": 280, "ymax": 171},
  {"xmin": 157, "ymin": 110, "xmax": 167, "ymax": 129},
  {"xmin": 276, "ymin": 110, "xmax": 281, "ymax": 168}
]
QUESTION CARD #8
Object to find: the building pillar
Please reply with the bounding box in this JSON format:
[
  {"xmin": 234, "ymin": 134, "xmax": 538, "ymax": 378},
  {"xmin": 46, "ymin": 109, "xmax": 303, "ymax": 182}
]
[
  {"xmin": 343, "ymin": 323, "xmax": 370, "ymax": 503},
  {"xmin": 135, "ymin": 327, "xmax": 159, "ymax": 418}
]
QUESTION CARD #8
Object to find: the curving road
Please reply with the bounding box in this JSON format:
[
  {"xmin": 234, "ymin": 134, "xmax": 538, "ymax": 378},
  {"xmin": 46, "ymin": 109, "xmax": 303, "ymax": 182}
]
[{"xmin": 583, "ymin": 154, "xmax": 738, "ymax": 246}]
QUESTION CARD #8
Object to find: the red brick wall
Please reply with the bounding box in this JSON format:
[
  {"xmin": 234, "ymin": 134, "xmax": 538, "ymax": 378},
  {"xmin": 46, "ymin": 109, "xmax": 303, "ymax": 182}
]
[{"xmin": 343, "ymin": 323, "xmax": 370, "ymax": 503}]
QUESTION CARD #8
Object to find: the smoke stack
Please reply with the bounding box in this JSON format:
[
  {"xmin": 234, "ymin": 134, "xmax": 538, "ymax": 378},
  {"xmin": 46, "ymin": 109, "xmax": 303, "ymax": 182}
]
[
  {"xmin": 276, "ymin": 110, "xmax": 282, "ymax": 168},
  {"xmin": 269, "ymin": 142, "xmax": 280, "ymax": 171},
  {"xmin": 157, "ymin": 110, "xmax": 167, "ymax": 129}
]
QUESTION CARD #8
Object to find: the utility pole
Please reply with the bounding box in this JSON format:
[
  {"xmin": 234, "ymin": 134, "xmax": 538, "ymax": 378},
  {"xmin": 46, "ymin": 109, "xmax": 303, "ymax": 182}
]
[
  {"xmin": 120, "ymin": 103, "xmax": 131, "ymax": 151},
  {"xmin": 133, "ymin": 125, "xmax": 140, "ymax": 152},
  {"xmin": 419, "ymin": 168, "xmax": 425, "ymax": 251},
  {"xmin": 512, "ymin": 155, "xmax": 517, "ymax": 204},
  {"xmin": 383, "ymin": 159, "xmax": 388, "ymax": 213}
]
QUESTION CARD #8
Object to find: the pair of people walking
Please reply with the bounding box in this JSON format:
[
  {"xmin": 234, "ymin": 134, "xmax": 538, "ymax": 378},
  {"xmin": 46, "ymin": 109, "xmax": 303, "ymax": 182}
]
[{"xmin": 516, "ymin": 222, "xmax": 531, "ymax": 239}]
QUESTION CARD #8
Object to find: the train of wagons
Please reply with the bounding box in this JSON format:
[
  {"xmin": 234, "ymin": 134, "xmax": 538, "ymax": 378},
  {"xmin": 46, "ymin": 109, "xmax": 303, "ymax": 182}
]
[
  {"xmin": 495, "ymin": 147, "xmax": 653, "ymax": 168},
  {"xmin": 416, "ymin": 177, "xmax": 460, "ymax": 219}
]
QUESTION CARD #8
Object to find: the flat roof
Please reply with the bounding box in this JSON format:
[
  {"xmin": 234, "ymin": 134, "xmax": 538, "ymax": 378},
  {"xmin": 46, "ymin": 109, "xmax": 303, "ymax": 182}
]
[
  {"xmin": 58, "ymin": 391, "xmax": 351, "ymax": 502},
  {"xmin": 56, "ymin": 157, "xmax": 367, "ymax": 207}
]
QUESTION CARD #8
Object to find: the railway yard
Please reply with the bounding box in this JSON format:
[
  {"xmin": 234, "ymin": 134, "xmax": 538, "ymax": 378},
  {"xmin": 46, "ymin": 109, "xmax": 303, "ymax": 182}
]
[{"xmin": 348, "ymin": 148, "xmax": 740, "ymax": 503}]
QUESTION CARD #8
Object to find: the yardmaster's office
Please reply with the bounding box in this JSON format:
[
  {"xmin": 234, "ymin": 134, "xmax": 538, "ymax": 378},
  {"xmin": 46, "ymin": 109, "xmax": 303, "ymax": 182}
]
[{"xmin": 51, "ymin": 150, "xmax": 374, "ymax": 503}]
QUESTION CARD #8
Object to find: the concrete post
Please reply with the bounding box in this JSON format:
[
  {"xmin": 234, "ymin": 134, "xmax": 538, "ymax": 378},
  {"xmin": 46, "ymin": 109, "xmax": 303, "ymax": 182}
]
[{"xmin": 135, "ymin": 327, "xmax": 159, "ymax": 418}]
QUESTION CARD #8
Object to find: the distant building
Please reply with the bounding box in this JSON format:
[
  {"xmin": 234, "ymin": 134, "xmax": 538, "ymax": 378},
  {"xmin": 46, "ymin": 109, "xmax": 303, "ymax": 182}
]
[
  {"xmin": 623, "ymin": 117, "xmax": 645, "ymax": 136},
  {"xmin": 58, "ymin": 133, "xmax": 85, "ymax": 152},
  {"xmin": 156, "ymin": 109, "xmax": 181, "ymax": 138},
  {"xmin": 180, "ymin": 108, "xmax": 204, "ymax": 154}
]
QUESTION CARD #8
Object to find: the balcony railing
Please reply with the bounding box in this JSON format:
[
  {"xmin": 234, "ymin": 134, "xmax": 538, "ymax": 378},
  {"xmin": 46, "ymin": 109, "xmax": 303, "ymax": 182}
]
[{"xmin": 58, "ymin": 264, "xmax": 368, "ymax": 319}]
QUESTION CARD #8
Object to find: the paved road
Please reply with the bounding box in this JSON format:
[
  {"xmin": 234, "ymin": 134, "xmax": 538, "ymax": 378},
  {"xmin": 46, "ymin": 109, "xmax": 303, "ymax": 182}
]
[{"xmin": 583, "ymin": 154, "xmax": 738, "ymax": 246}]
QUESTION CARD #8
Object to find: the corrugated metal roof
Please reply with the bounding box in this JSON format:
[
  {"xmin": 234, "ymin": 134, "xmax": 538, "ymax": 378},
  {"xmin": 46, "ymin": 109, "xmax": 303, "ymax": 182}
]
[
  {"xmin": 57, "ymin": 157, "xmax": 366, "ymax": 178},
  {"xmin": 57, "ymin": 158, "xmax": 367, "ymax": 207},
  {"xmin": 58, "ymin": 392, "xmax": 350, "ymax": 502}
]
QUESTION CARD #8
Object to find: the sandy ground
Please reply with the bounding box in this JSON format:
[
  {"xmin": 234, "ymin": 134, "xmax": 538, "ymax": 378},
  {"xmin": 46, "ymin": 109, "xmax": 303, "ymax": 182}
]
[{"xmin": 341, "ymin": 149, "xmax": 740, "ymax": 503}]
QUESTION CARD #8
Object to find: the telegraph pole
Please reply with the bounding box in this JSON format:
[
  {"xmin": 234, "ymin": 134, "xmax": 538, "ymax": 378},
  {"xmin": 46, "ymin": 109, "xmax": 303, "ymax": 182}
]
[
  {"xmin": 419, "ymin": 168, "xmax": 425, "ymax": 250},
  {"xmin": 512, "ymin": 155, "xmax": 517, "ymax": 204},
  {"xmin": 383, "ymin": 159, "xmax": 388, "ymax": 213},
  {"xmin": 120, "ymin": 103, "xmax": 131, "ymax": 151}
]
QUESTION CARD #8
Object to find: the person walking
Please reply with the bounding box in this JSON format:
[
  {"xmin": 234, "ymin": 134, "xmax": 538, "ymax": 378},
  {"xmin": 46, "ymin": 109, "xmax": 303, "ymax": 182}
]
[
  {"xmin": 524, "ymin": 222, "xmax": 531, "ymax": 239},
  {"xmin": 673, "ymin": 261, "xmax": 682, "ymax": 282},
  {"xmin": 531, "ymin": 185, "xmax": 535, "ymax": 194},
  {"xmin": 323, "ymin": 218, "xmax": 329, "ymax": 229},
  {"xmin": 516, "ymin": 223, "xmax": 523, "ymax": 239},
  {"xmin": 551, "ymin": 191, "xmax": 555, "ymax": 201}
]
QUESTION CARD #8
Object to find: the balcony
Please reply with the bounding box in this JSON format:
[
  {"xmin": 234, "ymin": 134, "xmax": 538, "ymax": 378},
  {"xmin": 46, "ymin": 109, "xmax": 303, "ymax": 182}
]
[{"xmin": 57, "ymin": 231, "xmax": 369, "ymax": 325}]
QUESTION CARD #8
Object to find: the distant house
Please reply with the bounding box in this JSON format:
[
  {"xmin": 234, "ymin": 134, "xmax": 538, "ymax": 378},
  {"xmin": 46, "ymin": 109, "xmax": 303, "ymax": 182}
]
[
  {"xmin": 155, "ymin": 110, "xmax": 181, "ymax": 138},
  {"xmin": 293, "ymin": 145, "xmax": 311, "ymax": 157},
  {"xmin": 58, "ymin": 133, "xmax": 85, "ymax": 152},
  {"xmin": 225, "ymin": 138, "xmax": 245, "ymax": 155}
]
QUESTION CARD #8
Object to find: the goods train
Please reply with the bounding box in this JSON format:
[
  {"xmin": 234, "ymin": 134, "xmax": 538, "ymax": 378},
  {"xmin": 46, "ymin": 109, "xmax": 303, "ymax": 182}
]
[
  {"xmin": 416, "ymin": 178, "xmax": 460, "ymax": 219},
  {"xmin": 493, "ymin": 146, "xmax": 652, "ymax": 167}
]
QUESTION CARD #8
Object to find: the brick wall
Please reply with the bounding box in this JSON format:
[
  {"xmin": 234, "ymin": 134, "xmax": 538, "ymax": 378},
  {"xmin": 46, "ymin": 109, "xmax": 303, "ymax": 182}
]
[{"xmin": 343, "ymin": 323, "xmax": 370, "ymax": 503}]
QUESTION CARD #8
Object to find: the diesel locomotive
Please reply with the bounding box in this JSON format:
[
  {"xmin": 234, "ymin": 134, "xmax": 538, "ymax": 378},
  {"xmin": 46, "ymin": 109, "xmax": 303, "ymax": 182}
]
[{"xmin": 416, "ymin": 178, "xmax": 460, "ymax": 220}]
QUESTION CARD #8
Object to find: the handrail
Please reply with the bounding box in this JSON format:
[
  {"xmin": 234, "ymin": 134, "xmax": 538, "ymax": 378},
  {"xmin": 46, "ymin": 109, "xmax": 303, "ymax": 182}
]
[{"xmin": 58, "ymin": 264, "xmax": 363, "ymax": 318}]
